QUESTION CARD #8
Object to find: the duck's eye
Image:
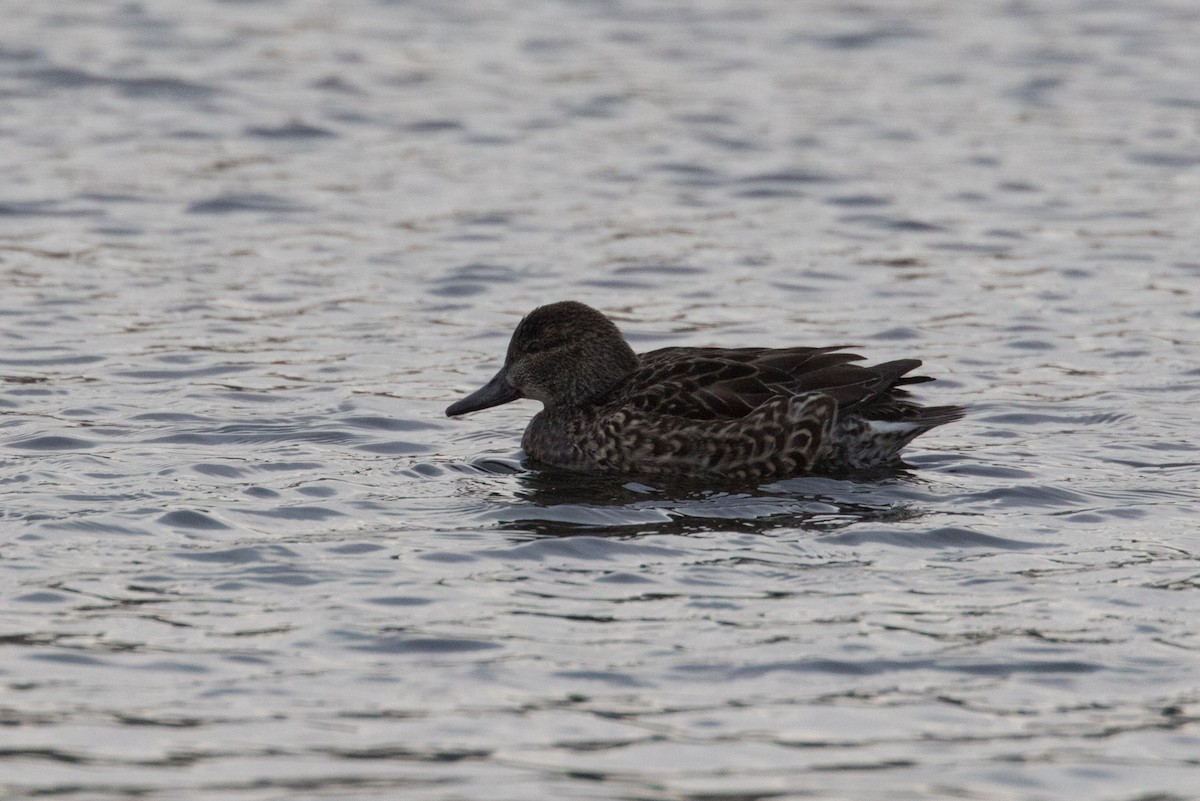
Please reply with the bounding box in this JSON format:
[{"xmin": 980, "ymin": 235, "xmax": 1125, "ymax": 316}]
[{"xmin": 524, "ymin": 341, "xmax": 544, "ymax": 354}]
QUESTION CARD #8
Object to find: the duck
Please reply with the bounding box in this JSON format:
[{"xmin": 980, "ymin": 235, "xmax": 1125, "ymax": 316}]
[{"xmin": 446, "ymin": 301, "xmax": 963, "ymax": 479}]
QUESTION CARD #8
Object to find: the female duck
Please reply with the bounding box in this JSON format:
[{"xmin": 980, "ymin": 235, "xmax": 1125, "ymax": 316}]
[{"xmin": 446, "ymin": 301, "xmax": 962, "ymax": 479}]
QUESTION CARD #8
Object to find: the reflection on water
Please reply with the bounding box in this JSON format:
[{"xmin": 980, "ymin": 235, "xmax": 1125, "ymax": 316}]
[
  {"xmin": 2, "ymin": 0, "xmax": 1200, "ymax": 799},
  {"xmin": 495, "ymin": 466, "xmax": 931, "ymax": 538}
]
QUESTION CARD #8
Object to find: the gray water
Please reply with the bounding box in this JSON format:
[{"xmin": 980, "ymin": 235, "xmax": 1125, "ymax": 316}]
[{"xmin": 2, "ymin": 1, "xmax": 1199, "ymax": 799}]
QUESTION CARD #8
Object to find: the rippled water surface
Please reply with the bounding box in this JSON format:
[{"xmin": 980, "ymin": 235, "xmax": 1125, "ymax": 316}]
[{"xmin": 3, "ymin": 1, "xmax": 1200, "ymax": 799}]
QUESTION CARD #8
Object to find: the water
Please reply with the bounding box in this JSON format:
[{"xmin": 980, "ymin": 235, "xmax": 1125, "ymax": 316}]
[{"xmin": 2, "ymin": 1, "xmax": 1199, "ymax": 799}]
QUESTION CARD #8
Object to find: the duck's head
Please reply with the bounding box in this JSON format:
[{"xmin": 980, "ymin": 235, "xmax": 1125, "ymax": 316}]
[{"xmin": 446, "ymin": 301, "xmax": 638, "ymax": 416}]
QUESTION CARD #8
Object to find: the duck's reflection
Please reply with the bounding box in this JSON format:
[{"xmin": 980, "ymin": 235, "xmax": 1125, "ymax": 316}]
[{"xmin": 490, "ymin": 460, "xmax": 931, "ymax": 538}]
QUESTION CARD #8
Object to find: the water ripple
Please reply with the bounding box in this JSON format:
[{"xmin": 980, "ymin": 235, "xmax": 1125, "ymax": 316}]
[{"xmin": 2, "ymin": 3, "xmax": 1198, "ymax": 800}]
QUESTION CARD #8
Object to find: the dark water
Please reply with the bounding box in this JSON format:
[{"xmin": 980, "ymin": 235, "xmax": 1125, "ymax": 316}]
[{"xmin": 2, "ymin": 1, "xmax": 1199, "ymax": 799}]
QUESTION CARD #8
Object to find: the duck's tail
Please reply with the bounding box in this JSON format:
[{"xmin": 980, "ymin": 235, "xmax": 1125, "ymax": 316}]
[
  {"xmin": 827, "ymin": 403, "xmax": 965, "ymax": 469},
  {"xmin": 896, "ymin": 403, "xmax": 967, "ymax": 431}
]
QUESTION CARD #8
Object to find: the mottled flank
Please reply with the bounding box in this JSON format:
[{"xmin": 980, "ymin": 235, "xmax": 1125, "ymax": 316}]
[{"xmin": 447, "ymin": 301, "xmax": 964, "ymax": 477}]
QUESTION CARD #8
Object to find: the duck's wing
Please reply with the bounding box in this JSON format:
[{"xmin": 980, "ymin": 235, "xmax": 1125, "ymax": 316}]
[{"xmin": 624, "ymin": 346, "xmax": 908, "ymax": 420}]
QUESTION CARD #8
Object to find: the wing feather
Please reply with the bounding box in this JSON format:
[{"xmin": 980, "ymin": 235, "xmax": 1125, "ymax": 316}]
[{"xmin": 620, "ymin": 347, "xmax": 937, "ymax": 422}]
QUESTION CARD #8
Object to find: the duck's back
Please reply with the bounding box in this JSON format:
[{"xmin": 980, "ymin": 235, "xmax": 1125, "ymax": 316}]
[{"xmin": 618, "ymin": 346, "xmax": 935, "ymax": 421}]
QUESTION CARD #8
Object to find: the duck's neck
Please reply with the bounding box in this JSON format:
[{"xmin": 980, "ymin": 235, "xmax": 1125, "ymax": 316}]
[{"xmin": 559, "ymin": 344, "xmax": 638, "ymax": 408}]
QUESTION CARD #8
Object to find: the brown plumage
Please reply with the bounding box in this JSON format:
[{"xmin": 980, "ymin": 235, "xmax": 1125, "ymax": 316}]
[{"xmin": 446, "ymin": 301, "xmax": 963, "ymax": 478}]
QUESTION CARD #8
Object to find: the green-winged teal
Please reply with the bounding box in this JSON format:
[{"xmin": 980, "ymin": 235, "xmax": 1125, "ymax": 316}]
[{"xmin": 446, "ymin": 301, "xmax": 963, "ymax": 478}]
